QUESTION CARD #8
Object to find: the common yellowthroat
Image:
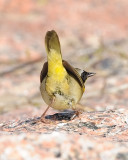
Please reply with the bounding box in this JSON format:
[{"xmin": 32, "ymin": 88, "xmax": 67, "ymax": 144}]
[{"xmin": 40, "ymin": 30, "xmax": 95, "ymax": 122}]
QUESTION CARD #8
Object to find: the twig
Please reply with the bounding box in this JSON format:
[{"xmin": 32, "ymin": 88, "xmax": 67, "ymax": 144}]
[{"xmin": 0, "ymin": 57, "xmax": 43, "ymax": 76}]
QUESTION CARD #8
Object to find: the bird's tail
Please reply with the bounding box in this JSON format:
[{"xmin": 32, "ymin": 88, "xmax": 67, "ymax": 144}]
[
  {"xmin": 45, "ymin": 30, "xmax": 62, "ymax": 57},
  {"xmin": 45, "ymin": 30, "xmax": 66, "ymax": 78}
]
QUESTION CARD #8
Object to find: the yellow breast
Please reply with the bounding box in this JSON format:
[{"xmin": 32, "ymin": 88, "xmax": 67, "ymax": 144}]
[{"xmin": 46, "ymin": 50, "xmax": 69, "ymax": 95}]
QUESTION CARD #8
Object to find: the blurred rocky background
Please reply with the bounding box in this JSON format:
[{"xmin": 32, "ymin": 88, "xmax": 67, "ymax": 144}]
[{"xmin": 0, "ymin": 0, "xmax": 128, "ymax": 159}]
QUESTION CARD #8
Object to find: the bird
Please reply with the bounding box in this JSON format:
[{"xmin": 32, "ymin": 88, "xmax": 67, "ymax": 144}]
[{"xmin": 40, "ymin": 30, "xmax": 95, "ymax": 123}]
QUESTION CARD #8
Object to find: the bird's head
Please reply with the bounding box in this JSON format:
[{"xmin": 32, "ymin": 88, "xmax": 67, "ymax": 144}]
[{"xmin": 81, "ymin": 71, "xmax": 96, "ymax": 83}]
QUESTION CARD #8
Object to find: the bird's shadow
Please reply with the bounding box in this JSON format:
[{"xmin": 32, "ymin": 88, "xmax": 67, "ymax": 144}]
[{"xmin": 45, "ymin": 110, "xmax": 76, "ymax": 121}]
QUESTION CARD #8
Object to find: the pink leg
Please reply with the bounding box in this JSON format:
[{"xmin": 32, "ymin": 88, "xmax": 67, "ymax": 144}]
[{"xmin": 40, "ymin": 98, "xmax": 55, "ymax": 123}]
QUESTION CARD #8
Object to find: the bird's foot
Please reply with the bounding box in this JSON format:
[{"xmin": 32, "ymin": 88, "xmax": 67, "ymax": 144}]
[
  {"xmin": 40, "ymin": 116, "xmax": 59, "ymax": 124},
  {"xmin": 70, "ymin": 110, "xmax": 83, "ymax": 120}
]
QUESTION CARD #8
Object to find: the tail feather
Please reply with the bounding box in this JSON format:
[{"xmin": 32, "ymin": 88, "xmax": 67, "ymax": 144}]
[{"xmin": 45, "ymin": 30, "xmax": 61, "ymax": 56}]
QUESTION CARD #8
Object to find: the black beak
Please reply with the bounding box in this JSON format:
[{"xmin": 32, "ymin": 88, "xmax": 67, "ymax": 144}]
[{"xmin": 87, "ymin": 72, "xmax": 96, "ymax": 78}]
